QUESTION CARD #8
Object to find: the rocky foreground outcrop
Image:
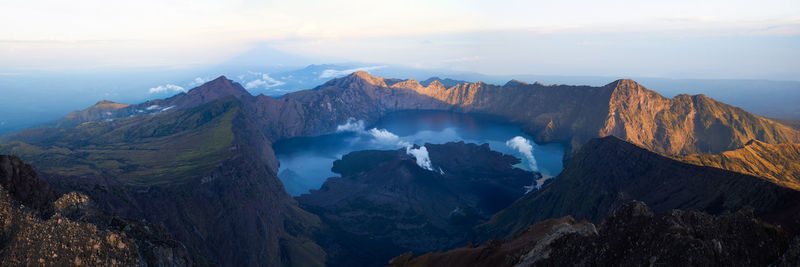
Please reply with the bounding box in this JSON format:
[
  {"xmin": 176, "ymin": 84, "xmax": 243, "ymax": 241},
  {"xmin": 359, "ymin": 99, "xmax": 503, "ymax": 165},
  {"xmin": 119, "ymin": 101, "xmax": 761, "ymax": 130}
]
[
  {"xmin": 0, "ymin": 155, "xmax": 191, "ymax": 266},
  {"xmin": 390, "ymin": 201, "xmax": 799, "ymax": 266}
]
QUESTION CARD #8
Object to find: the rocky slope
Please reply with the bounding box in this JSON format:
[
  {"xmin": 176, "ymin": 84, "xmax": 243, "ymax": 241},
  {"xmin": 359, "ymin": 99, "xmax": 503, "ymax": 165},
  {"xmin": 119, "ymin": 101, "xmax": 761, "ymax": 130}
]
[
  {"xmin": 243, "ymin": 71, "xmax": 452, "ymax": 140},
  {"xmin": 600, "ymin": 80, "xmax": 800, "ymax": 154},
  {"xmin": 390, "ymin": 201, "xmax": 798, "ymax": 266},
  {"xmin": 389, "ymin": 75, "xmax": 800, "ymax": 155},
  {"xmin": 677, "ymin": 140, "xmax": 800, "ymax": 189},
  {"xmin": 52, "ymin": 76, "xmax": 252, "ymax": 128},
  {"xmin": 0, "ymin": 155, "xmax": 191, "ymax": 266},
  {"xmin": 0, "ymin": 98, "xmax": 325, "ymax": 266},
  {"xmin": 477, "ymin": 136, "xmax": 800, "ymax": 240},
  {"xmin": 296, "ymin": 142, "xmax": 539, "ymax": 266},
  {"xmin": 57, "ymin": 100, "xmax": 133, "ymax": 127},
  {"xmin": 39, "ymin": 72, "xmax": 800, "ymax": 158},
  {"xmin": 2, "ymin": 72, "xmax": 799, "ymax": 265}
]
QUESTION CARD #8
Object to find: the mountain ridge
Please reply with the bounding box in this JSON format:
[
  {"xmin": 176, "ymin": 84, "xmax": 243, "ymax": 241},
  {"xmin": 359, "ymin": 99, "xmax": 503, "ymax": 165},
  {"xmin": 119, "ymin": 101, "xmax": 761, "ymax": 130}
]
[
  {"xmin": 45, "ymin": 72, "xmax": 800, "ymax": 157},
  {"xmin": 3, "ymin": 72, "xmax": 800, "ymax": 265},
  {"xmin": 476, "ymin": 136, "xmax": 800, "ymax": 241},
  {"xmin": 676, "ymin": 140, "xmax": 800, "ymax": 189}
]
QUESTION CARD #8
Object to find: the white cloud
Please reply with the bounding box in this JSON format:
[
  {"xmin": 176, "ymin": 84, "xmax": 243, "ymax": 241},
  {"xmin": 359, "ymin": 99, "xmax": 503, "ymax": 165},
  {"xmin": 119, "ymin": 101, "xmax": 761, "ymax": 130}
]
[
  {"xmin": 336, "ymin": 118, "xmax": 366, "ymax": 132},
  {"xmin": 189, "ymin": 77, "xmax": 207, "ymax": 86},
  {"xmin": 319, "ymin": 65, "xmax": 387, "ymax": 79},
  {"xmin": 368, "ymin": 128, "xmax": 401, "ymax": 145},
  {"xmin": 245, "ymin": 73, "xmax": 286, "ymax": 89},
  {"xmin": 148, "ymin": 84, "xmax": 186, "ymax": 94}
]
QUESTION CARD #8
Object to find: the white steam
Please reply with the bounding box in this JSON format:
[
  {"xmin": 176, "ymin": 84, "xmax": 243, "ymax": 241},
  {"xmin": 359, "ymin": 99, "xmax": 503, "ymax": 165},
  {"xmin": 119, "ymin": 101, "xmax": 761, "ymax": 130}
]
[
  {"xmin": 335, "ymin": 118, "xmax": 435, "ymax": 171},
  {"xmin": 405, "ymin": 146, "xmax": 433, "ymax": 171},
  {"xmin": 505, "ymin": 136, "xmax": 539, "ymax": 172},
  {"xmin": 506, "ymin": 136, "xmax": 548, "ymax": 193}
]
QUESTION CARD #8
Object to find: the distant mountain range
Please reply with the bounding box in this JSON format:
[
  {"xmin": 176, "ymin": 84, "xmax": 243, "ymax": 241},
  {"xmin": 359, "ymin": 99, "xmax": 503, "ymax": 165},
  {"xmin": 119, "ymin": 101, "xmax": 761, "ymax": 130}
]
[
  {"xmin": 1, "ymin": 71, "xmax": 799, "ymax": 265},
  {"xmin": 2, "ymin": 61, "xmax": 800, "ymax": 136}
]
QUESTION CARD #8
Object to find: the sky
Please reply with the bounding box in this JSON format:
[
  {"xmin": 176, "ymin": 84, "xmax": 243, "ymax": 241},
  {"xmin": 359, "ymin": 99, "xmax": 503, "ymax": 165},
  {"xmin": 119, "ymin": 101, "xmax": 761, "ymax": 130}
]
[{"xmin": 1, "ymin": 0, "xmax": 799, "ymax": 80}]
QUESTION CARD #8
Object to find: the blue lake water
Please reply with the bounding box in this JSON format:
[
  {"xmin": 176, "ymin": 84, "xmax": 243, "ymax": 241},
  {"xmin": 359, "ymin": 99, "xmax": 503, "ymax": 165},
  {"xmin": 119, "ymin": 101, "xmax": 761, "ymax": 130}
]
[{"xmin": 273, "ymin": 111, "xmax": 566, "ymax": 196}]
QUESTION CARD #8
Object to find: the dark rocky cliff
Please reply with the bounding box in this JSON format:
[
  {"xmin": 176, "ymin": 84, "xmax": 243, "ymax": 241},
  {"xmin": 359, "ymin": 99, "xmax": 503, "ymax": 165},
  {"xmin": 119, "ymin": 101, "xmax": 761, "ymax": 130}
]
[
  {"xmin": 477, "ymin": 136, "xmax": 800, "ymax": 241},
  {"xmin": 391, "ymin": 201, "xmax": 798, "ymax": 266},
  {"xmin": 0, "ymin": 155, "xmax": 191, "ymax": 266}
]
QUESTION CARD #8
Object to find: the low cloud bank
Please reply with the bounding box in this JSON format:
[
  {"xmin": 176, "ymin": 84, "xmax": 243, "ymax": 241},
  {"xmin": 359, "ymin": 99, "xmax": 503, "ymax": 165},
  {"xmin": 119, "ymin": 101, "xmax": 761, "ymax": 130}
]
[
  {"xmin": 245, "ymin": 73, "xmax": 286, "ymax": 89},
  {"xmin": 148, "ymin": 84, "xmax": 186, "ymax": 94},
  {"xmin": 319, "ymin": 66, "xmax": 387, "ymax": 79}
]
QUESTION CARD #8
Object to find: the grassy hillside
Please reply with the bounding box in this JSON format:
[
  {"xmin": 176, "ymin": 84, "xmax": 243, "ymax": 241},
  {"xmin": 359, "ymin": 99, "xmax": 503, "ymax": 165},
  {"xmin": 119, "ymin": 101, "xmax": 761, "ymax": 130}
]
[{"xmin": 0, "ymin": 98, "xmax": 239, "ymax": 186}]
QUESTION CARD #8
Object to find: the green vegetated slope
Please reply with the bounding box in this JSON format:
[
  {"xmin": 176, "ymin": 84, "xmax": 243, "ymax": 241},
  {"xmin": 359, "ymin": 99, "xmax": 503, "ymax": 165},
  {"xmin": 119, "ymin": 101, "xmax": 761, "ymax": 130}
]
[{"xmin": 0, "ymin": 98, "xmax": 238, "ymax": 186}]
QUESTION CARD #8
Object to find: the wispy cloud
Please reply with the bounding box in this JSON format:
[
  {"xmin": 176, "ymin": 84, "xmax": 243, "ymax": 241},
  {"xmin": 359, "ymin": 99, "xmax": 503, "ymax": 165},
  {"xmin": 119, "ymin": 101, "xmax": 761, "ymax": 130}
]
[
  {"xmin": 336, "ymin": 118, "xmax": 366, "ymax": 132},
  {"xmin": 319, "ymin": 65, "xmax": 387, "ymax": 79},
  {"xmin": 245, "ymin": 73, "xmax": 286, "ymax": 89},
  {"xmin": 188, "ymin": 77, "xmax": 208, "ymax": 87},
  {"xmin": 148, "ymin": 84, "xmax": 186, "ymax": 94}
]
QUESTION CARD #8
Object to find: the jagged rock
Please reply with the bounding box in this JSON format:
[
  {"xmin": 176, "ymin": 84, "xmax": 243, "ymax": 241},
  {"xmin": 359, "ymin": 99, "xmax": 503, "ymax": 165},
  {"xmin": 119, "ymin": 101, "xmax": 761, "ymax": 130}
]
[
  {"xmin": 0, "ymin": 155, "xmax": 191, "ymax": 266},
  {"xmin": 390, "ymin": 201, "xmax": 795, "ymax": 267},
  {"xmin": 0, "ymin": 155, "xmax": 58, "ymax": 213}
]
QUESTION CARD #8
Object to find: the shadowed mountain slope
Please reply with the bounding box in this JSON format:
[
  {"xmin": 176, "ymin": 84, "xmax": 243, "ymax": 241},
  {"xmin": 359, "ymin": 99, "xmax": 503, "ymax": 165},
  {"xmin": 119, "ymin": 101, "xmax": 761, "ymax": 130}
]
[
  {"xmin": 0, "ymin": 155, "xmax": 191, "ymax": 266},
  {"xmin": 476, "ymin": 136, "xmax": 800, "ymax": 241},
  {"xmin": 297, "ymin": 142, "xmax": 539, "ymax": 267},
  {"xmin": 391, "ymin": 201, "xmax": 797, "ymax": 267},
  {"xmin": 0, "ymin": 98, "xmax": 324, "ymax": 266}
]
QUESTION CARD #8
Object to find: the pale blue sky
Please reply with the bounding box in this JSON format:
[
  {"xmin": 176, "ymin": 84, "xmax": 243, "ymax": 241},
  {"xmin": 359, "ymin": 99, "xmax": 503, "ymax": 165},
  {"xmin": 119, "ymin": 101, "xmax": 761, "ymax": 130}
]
[{"xmin": 1, "ymin": 0, "xmax": 798, "ymax": 79}]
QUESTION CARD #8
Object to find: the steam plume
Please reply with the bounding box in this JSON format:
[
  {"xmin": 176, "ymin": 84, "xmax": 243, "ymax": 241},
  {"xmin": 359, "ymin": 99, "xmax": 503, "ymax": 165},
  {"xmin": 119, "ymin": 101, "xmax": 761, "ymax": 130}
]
[
  {"xmin": 505, "ymin": 136, "xmax": 539, "ymax": 172},
  {"xmin": 406, "ymin": 146, "xmax": 433, "ymax": 171},
  {"xmin": 335, "ymin": 118, "xmax": 435, "ymax": 171}
]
